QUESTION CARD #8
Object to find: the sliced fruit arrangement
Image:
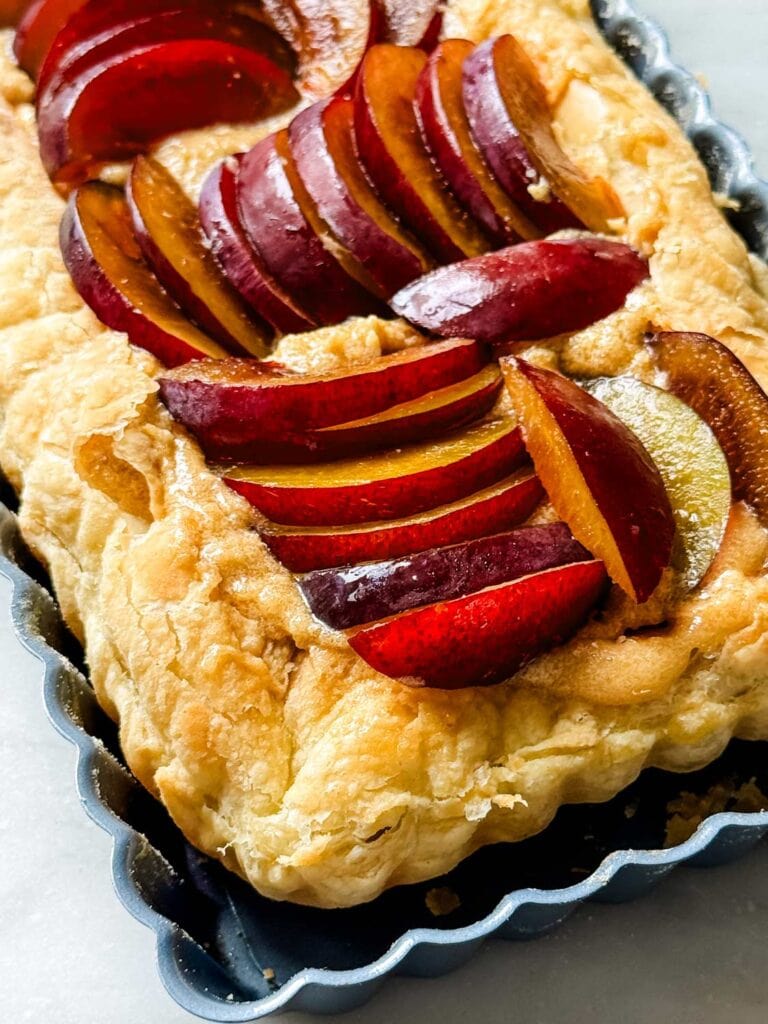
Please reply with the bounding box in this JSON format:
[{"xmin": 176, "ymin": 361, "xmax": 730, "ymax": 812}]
[
  {"xmin": 261, "ymin": 471, "xmax": 544, "ymax": 572},
  {"xmin": 501, "ymin": 357, "xmax": 675, "ymax": 603},
  {"xmin": 349, "ymin": 559, "xmax": 610, "ymax": 689},
  {"xmin": 60, "ymin": 181, "xmax": 233, "ymax": 366},
  {"xmin": 158, "ymin": 337, "xmax": 491, "ymax": 462},
  {"xmin": 223, "ymin": 418, "xmax": 525, "ymax": 526},
  {"xmin": 126, "ymin": 155, "xmax": 270, "ymax": 358},
  {"xmin": 299, "ymin": 523, "xmax": 592, "ymax": 631}
]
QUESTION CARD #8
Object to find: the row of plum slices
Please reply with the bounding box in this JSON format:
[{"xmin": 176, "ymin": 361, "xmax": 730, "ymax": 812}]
[
  {"xmin": 159, "ymin": 327, "xmax": 768, "ymax": 689},
  {"xmin": 14, "ymin": 0, "xmax": 444, "ymax": 183},
  {"xmin": 53, "ymin": 28, "xmax": 631, "ymax": 362},
  {"xmin": 14, "ymin": 3, "xmax": 768, "ymax": 687}
]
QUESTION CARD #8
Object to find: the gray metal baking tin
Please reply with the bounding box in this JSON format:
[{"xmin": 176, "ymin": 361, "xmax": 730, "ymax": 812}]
[{"xmin": 3, "ymin": 0, "xmax": 768, "ymax": 1018}]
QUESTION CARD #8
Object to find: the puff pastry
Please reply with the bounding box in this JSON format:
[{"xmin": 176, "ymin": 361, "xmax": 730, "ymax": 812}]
[{"xmin": 3, "ymin": 0, "xmax": 768, "ymax": 908}]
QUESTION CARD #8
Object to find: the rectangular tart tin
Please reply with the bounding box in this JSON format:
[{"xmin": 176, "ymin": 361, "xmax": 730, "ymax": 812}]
[{"xmin": 3, "ymin": 0, "xmax": 768, "ymax": 1018}]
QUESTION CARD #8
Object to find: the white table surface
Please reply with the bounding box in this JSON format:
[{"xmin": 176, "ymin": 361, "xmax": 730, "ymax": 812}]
[{"xmin": 3, "ymin": 2, "xmax": 768, "ymax": 1022}]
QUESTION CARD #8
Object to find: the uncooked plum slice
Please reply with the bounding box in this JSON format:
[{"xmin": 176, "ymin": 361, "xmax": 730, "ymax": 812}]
[
  {"xmin": 37, "ymin": 38, "xmax": 298, "ymax": 183},
  {"xmin": 354, "ymin": 43, "xmax": 491, "ymax": 262},
  {"xmin": 585, "ymin": 376, "xmax": 731, "ymax": 591},
  {"xmin": 416, "ymin": 38, "xmax": 539, "ymax": 244}
]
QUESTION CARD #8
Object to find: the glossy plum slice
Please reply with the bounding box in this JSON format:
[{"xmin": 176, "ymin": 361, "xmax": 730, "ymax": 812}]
[
  {"xmin": 13, "ymin": 0, "xmax": 88, "ymax": 77},
  {"xmin": 289, "ymin": 95, "xmax": 432, "ymax": 297},
  {"xmin": 61, "ymin": 181, "xmax": 229, "ymax": 366},
  {"xmin": 199, "ymin": 156, "xmax": 314, "ymax": 335},
  {"xmin": 391, "ymin": 238, "xmax": 649, "ymax": 346},
  {"xmin": 349, "ymin": 559, "xmax": 609, "ymax": 688},
  {"xmin": 126, "ymin": 156, "xmax": 269, "ymax": 357},
  {"xmin": 647, "ymin": 330, "xmax": 768, "ymax": 526},
  {"xmin": 159, "ymin": 336, "xmax": 489, "ymax": 448},
  {"xmin": 354, "ymin": 43, "xmax": 491, "ymax": 263},
  {"xmin": 300, "ymin": 522, "xmax": 590, "ymax": 630},
  {"xmin": 237, "ymin": 130, "xmax": 384, "ymax": 324},
  {"xmin": 35, "ymin": 1, "xmax": 294, "ymax": 95},
  {"xmin": 224, "ymin": 418, "xmax": 525, "ymax": 526},
  {"xmin": 261, "ymin": 470, "xmax": 543, "ymax": 571},
  {"xmin": 37, "ymin": 38, "xmax": 298, "ymax": 184},
  {"xmin": 415, "ymin": 38, "xmax": 539, "ymax": 245},
  {"xmin": 501, "ymin": 357, "xmax": 675, "ymax": 602}
]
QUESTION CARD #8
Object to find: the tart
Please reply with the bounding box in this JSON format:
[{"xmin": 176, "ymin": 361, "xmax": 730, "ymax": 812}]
[{"xmin": 2, "ymin": 0, "xmax": 768, "ymax": 910}]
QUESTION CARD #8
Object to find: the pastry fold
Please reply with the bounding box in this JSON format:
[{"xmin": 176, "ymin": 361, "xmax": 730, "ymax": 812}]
[{"xmin": 2, "ymin": 0, "xmax": 768, "ymax": 907}]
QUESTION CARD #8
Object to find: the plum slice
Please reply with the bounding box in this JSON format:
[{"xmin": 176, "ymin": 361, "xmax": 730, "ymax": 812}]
[
  {"xmin": 416, "ymin": 39, "xmax": 539, "ymax": 245},
  {"xmin": 36, "ymin": 1, "xmax": 294, "ymax": 96},
  {"xmin": 160, "ymin": 336, "xmax": 488, "ymax": 449},
  {"xmin": 37, "ymin": 38, "xmax": 298, "ymax": 184},
  {"xmin": 647, "ymin": 330, "xmax": 768, "ymax": 526},
  {"xmin": 354, "ymin": 43, "xmax": 491, "ymax": 263},
  {"xmin": 300, "ymin": 522, "xmax": 590, "ymax": 630},
  {"xmin": 349, "ymin": 559, "xmax": 608, "ymax": 688},
  {"xmin": 13, "ymin": 0, "xmax": 87, "ymax": 77},
  {"xmin": 289, "ymin": 96, "xmax": 432, "ymax": 297},
  {"xmin": 585, "ymin": 376, "xmax": 731, "ymax": 591},
  {"xmin": 61, "ymin": 181, "xmax": 229, "ymax": 367},
  {"xmin": 165, "ymin": 363, "xmax": 500, "ymax": 464},
  {"xmin": 224, "ymin": 417, "xmax": 525, "ymax": 526},
  {"xmin": 237, "ymin": 130, "xmax": 385, "ymax": 324},
  {"xmin": 501, "ymin": 357, "xmax": 675, "ymax": 603},
  {"xmin": 261, "ymin": 470, "xmax": 543, "ymax": 571},
  {"xmin": 126, "ymin": 156, "xmax": 269, "ymax": 358},
  {"xmin": 463, "ymin": 36, "xmax": 624, "ymax": 234},
  {"xmin": 391, "ymin": 238, "xmax": 649, "ymax": 346},
  {"xmin": 199, "ymin": 156, "xmax": 314, "ymax": 336}
]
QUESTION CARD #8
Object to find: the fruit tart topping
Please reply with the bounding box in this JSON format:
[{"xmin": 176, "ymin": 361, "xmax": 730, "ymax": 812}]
[
  {"xmin": 300, "ymin": 522, "xmax": 591, "ymax": 630},
  {"xmin": 391, "ymin": 238, "xmax": 649, "ymax": 346},
  {"xmin": 348, "ymin": 558, "xmax": 609, "ymax": 688},
  {"xmin": 61, "ymin": 181, "xmax": 230, "ymax": 366},
  {"xmin": 199, "ymin": 155, "xmax": 315, "ymax": 336},
  {"xmin": 415, "ymin": 38, "xmax": 540, "ymax": 246},
  {"xmin": 584, "ymin": 376, "xmax": 731, "ymax": 591},
  {"xmin": 14, "ymin": 0, "xmax": 87, "ymax": 77},
  {"xmin": 127, "ymin": 156, "xmax": 270, "ymax": 358},
  {"xmin": 501, "ymin": 357, "xmax": 675, "ymax": 603},
  {"xmin": 260, "ymin": 470, "xmax": 544, "ymax": 572},
  {"xmin": 223, "ymin": 417, "xmax": 525, "ymax": 526},
  {"xmin": 35, "ymin": 1, "xmax": 294, "ymax": 96},
  {"xmin": 647, "ymin": 331, "xmax": 768, "ymax": 527},
  {"xmin": 354, "ymin": 43, "xmax": 492, "ymax": 263},
  {"xmin": 37, "ymin": 36, "xmax": 298, "ymax": 184},
  {"xmin": 237, "ymin": 129, "xmax": 385, "ymax": 324},
  {"xmin": 463, "ymin": 35, "xmax": 625, "ymax": 234},
  {"xmin": 159, "ymin": 337, "xmax": 490, "ymax": 457},
  {"xmin": 289, "ymin": 95, "xmax": 433, "ymax": 297}
]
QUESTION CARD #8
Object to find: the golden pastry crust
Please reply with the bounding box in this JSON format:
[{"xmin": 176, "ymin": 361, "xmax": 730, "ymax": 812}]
[{"xmin": 3, "ymin": 0, "xmax": 768, "ymax": 908}]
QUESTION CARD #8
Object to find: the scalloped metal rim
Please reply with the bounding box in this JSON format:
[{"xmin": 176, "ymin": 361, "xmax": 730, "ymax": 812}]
[{"xmin": 3, "ymin": 1, "xmax": 768, "ymax": 1019}]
